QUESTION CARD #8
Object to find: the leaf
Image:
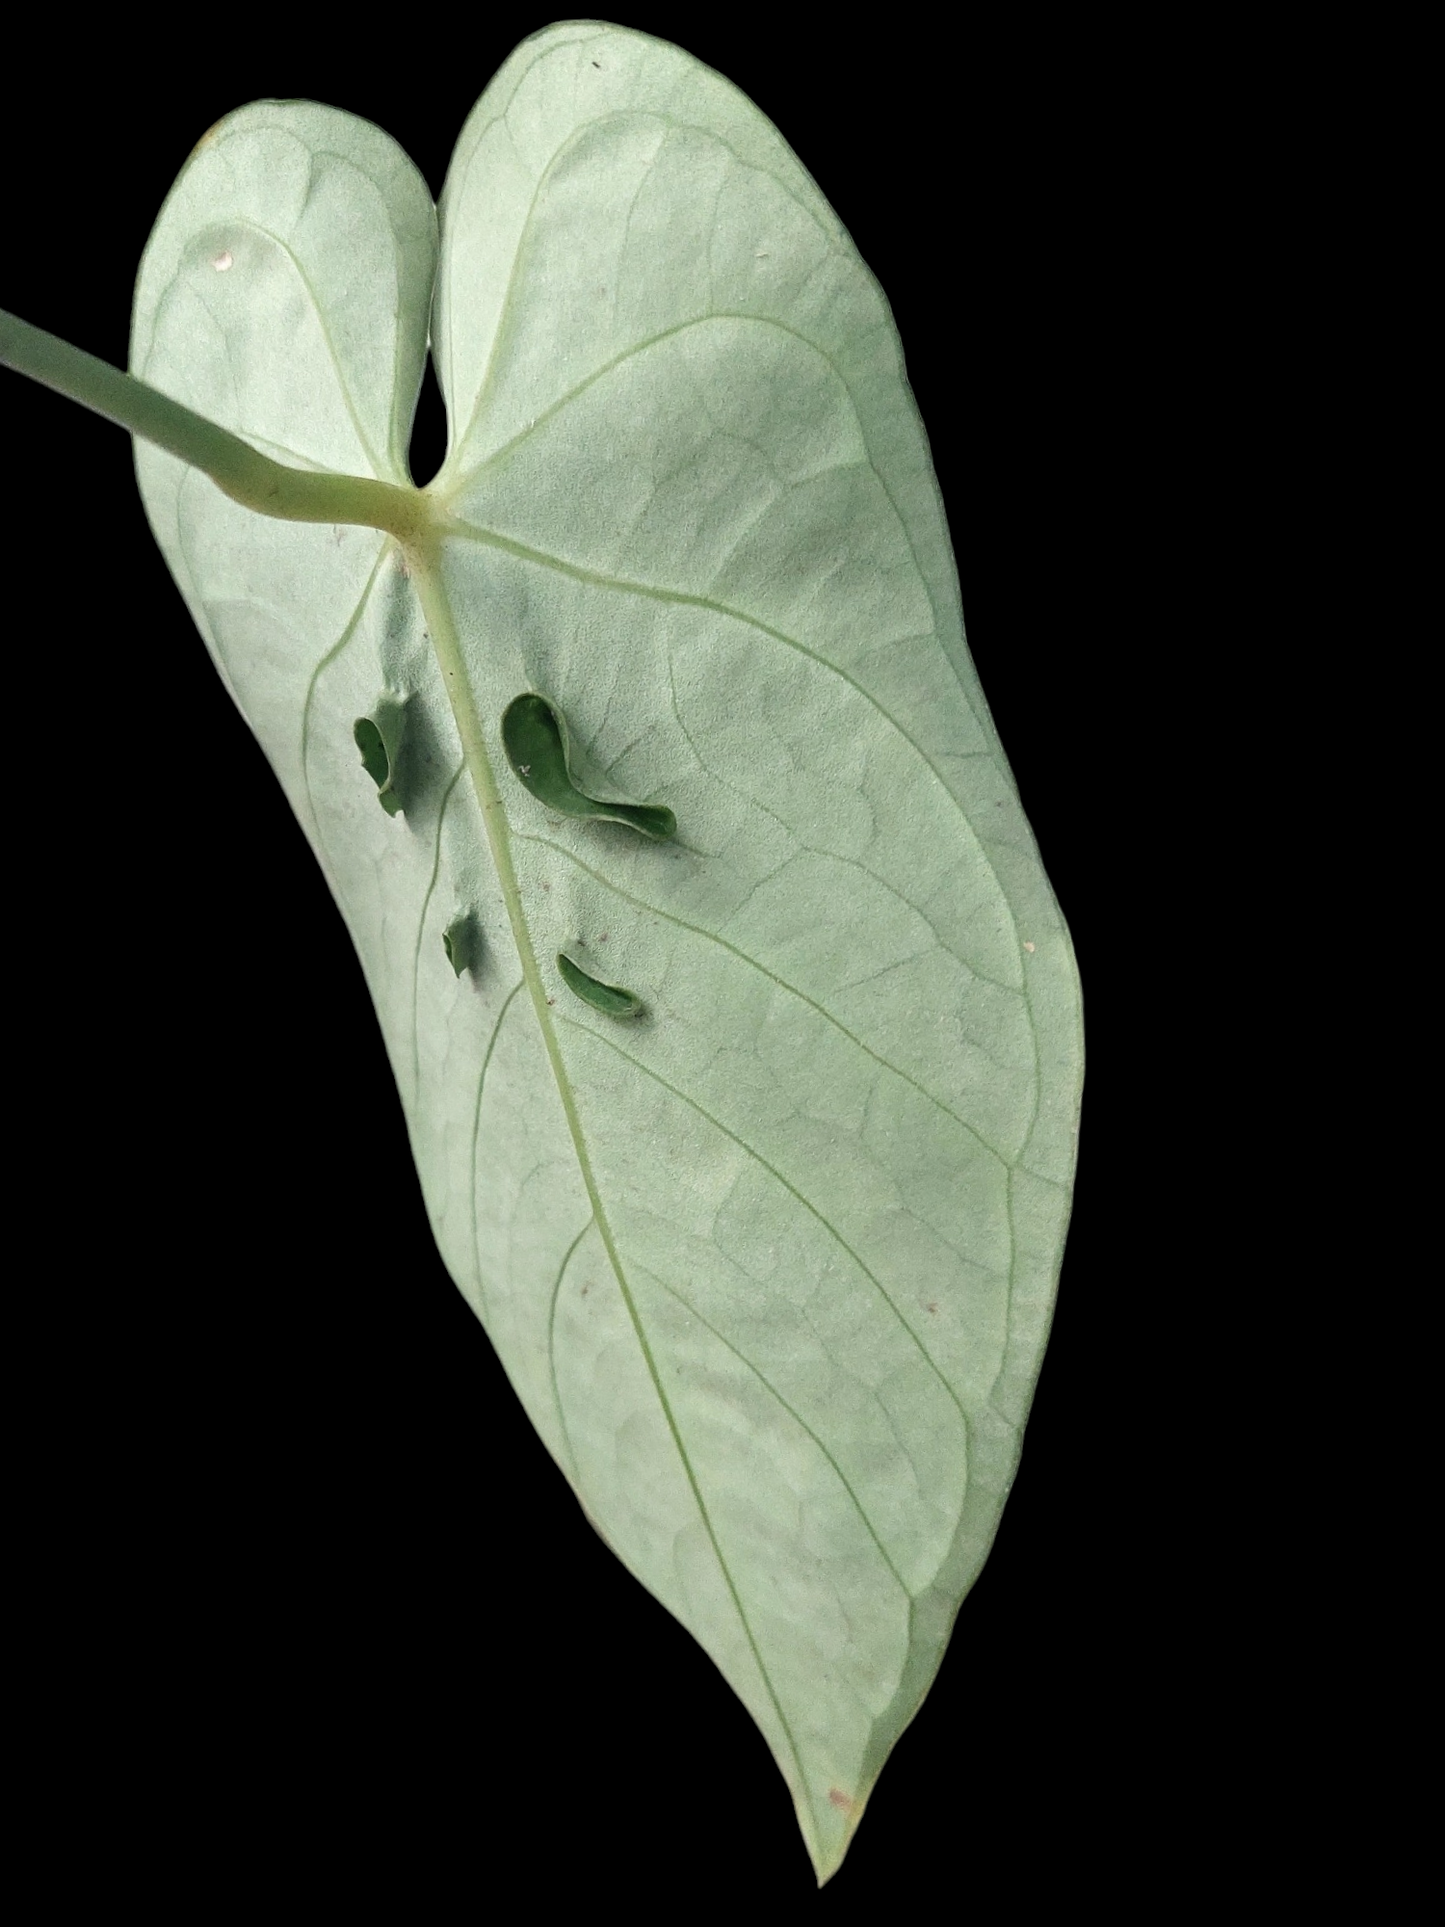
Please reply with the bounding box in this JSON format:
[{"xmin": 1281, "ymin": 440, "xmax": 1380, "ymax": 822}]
[
  {"xmin": 503, "ymin": 691, "xmax": 677, "ymax": 840},
  {"xmin": 116, "ymin": 23, "xmax": 1081, "ymax": 1883}
]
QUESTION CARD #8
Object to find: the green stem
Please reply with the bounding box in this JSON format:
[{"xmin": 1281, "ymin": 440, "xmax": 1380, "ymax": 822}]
[{"xmin": 0, "ymin": 307, "xmax": 426, "ymax": 541}]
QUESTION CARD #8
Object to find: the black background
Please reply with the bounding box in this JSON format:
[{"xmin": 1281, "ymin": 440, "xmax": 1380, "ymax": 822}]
[{"xmin": 4, "ymin": 11, "xmax": 1190, "ymax": 1910}]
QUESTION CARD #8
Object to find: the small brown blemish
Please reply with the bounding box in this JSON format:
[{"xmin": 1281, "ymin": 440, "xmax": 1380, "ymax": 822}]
[
  {"xmin": 189, "ymin": 119, "xmax": 226, "ymax": 158},
  {"xmin": 926, "ymin": 1301, "xmax": 938, "ymax": 1315},
  {"xmin": 828, "ymin": 1788, "xmax": 853, "ymax": 1811}
]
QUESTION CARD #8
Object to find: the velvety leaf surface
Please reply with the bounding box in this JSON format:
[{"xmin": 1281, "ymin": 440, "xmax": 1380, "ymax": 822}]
[{"xmin": 130, "ymin": 23, "xmax": 1082, "ymax": 1882}]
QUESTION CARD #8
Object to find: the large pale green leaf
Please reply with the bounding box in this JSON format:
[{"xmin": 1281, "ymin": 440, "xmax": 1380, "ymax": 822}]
[{"xmin": 126, "ymin": 22, "xmax": 1081, "ymax": 1881}]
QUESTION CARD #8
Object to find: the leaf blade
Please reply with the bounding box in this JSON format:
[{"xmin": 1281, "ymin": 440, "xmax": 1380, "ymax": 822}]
[{"xmin": 129, "ymin": 28, "xmax": 1083, "ymax": 1885}]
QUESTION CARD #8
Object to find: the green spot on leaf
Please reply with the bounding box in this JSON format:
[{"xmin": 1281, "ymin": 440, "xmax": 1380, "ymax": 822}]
[
  {"xmin": 353, "ymin": 717, "xmax": 389, "ymax": 791},
  {"xmin": 353, "ymin": 695, "xmax": 408, "ymax": 816},
  {"xmin": 502, "ymin": 692, "xmax": 676, "ymax": 840},
  {"xmin": 442, "ymin": 913, "xmax": 479, "ymax": 978},
  {"xmin": 557, "ymin": 951, "xmax": 644, "ymax": 1019}
]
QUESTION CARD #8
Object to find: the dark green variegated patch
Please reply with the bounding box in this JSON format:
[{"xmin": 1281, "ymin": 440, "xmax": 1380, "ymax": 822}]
[
  {"xmin": 502, "ymin": 691, "xmax": 676, "ymax": 840},
  {"xmin": 353, "ymin": 695, "xmax": 409, "ymax": 816},
  {"xmin": 442, "ymin": 913, "xmax": 480, "ymax": 977},
  {"xmin": 557, "ymin": 951, "xmax": 644, "ymax": 1018}
]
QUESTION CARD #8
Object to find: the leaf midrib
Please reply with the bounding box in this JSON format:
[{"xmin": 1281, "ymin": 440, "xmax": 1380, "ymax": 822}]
[{"xmin": 409, "ymin": 538, "xmax": 816, "ymax": 1844}]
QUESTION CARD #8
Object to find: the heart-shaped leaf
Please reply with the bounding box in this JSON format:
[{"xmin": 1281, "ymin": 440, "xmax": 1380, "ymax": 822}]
[{"xmin": 5, "ymin": 21, "xmax": 1083, "ymax": 1883}]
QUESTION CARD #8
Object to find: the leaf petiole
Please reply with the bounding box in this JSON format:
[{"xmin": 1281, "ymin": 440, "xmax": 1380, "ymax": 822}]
[{"xmin": 0, "ymin": 307, "xmax": 426, "ymax": 542}]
